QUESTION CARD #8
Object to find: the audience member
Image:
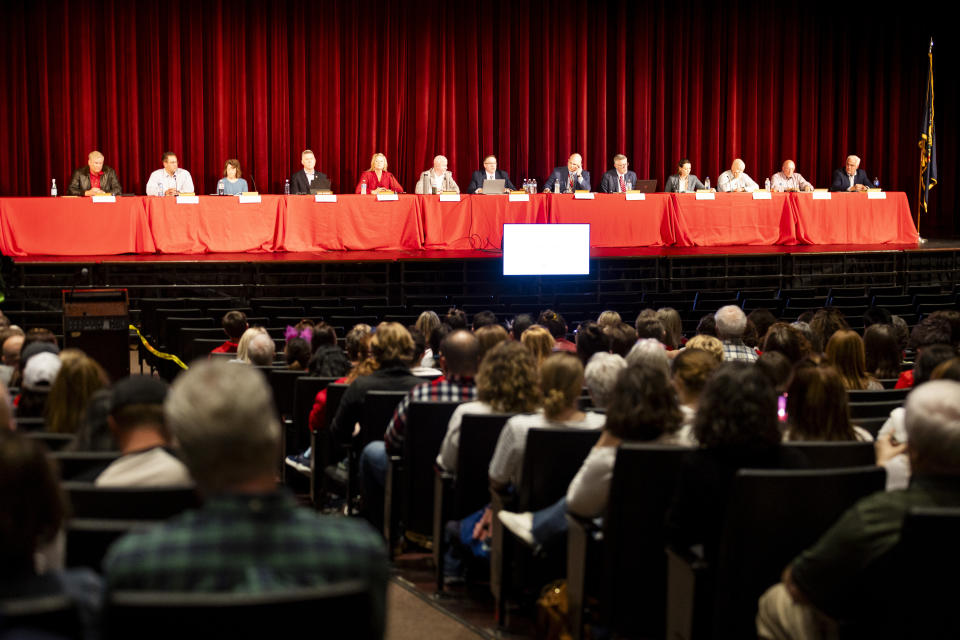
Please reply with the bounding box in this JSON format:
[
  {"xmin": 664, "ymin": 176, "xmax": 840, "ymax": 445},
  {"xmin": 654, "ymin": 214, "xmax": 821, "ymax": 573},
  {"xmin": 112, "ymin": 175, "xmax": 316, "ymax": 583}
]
[
  {"xmin": 596, "ymin": 310, "xmax": 622, "ymax": 329},
  {"xmin": 762, "ymin": 322, "xmax": 812, "ymax": 364},
  {"xmin": 671, "ymin": 347, "xmax": 721, "ymax": 435},
  {"xmin": 474, "ymin": 324, "xmax": 509, "ymax": 362},
  {"xmin": 862, "ymin": 306, "xmax": 892, "ymax": 329},
  {"xmin": 809, "ymin": 309, "xmax": 850, "ymax": 353},
  {"xmin": 684, "ymin": 334, "xmax": 724, "ymax": 362},
  {"xmin": 103, "ymin": 361, "xmax": 388, "ymax": 634},
  {"xmin": 605, "ymin": 323, "xmax": 637, "ymax": 357},
  {"xmin": 510, "ymin": 313, "xmax": 534, "ymax": 341},
  {"xmin": 247, "ymin": 332, "xmax": 276, "ymax": 366},
  {"xmin": 895, "ymin": 317, "xmax": 954, "ymax": 388},
  {"xmin": 784, "ymin": 362, "xmax": 873, "ymax": 442},
  {"xmin": 408, "ymin": 327, "xmax": 442, "ymax": 377},
  {"xmin": 747, "ymin": 309, "xmax": 778, "ymax": 345},
  {"xmin": 437, "ymin": 340, "xmax": 541, "ymax": 472},
  {"xmin": 66, "ymin": 388, "xmax": 115, "ymax": 452},
  {"xmin": 0, "ymin": 328, "xmax": 24, "ymax": 386},
  {"xmin": 521, "ymin": 325, "xmax": 555, "ymax": 369},
  {"xmin": 863, "ymin": 323, "xmax": 902, "ymax": 380},
  {"xmin": 656, "ymin": 308, "xmax": 683, "ymax": 349},
  {"xmin": 583, "ymin": 352, "xmax": 626, "ymax": 409},
  {"xmin": 825, "ymin": 330, "xmax": 883, "ymax": 390},
  {"xmin": 471, "ymin": 310, "xmax": 499, "ymax": 331},
  {"xmin": 308, "ymin": 322, "xmax": 350, "ymax": 376},
  {"xmin": 742, "ymin": 318, "xmax": 760, "ymax": 349},
  {"xmin": 211, "ymin": 310, "xmax": 247, "ymax": 355},
  {"xmin": 444, "ymin": 308, "xmax": 468, "ymax": 330},
  {"xmin": 626, "ymin": 338, "xmax": 670, "ymax": 377},
  {"xmin": 635, "ymin": 315, "xmax": 668, "ymax": 345},
  {"xmin": 890, "ymin": 315, "xmax": 910, "ymax": 352},
  {"xmin": 16, "ymin": 351, "xmax": 61, "ymax": 420},
  {"xmin": 715, "ymin": 305, "xmax": 758, "ymax": 362},
  {"xmin": 234, "ymin": 327, "xmax": 266, "ymax": 363},
  {"xmin": 696, "ymin": 313, "xmax": 717, "ymax": 337},
  {"xmin": 757, "ymin": 380, "xmax": 960, "ymax": 638},
  {"xmin": 45, "ymin": 354, "xmax": 109, "ymax": 435},
  {"xmin": 538, "ymin": 310, "xmax": 576, "ymax": 353},
  {"xmin": 415, "ymin": 311, "xmax": 442, "ymax": 367},
  {"xmin": 575, "ymin": 321, "xmax": 608, "ymax": 365},
  {"xmin": 791, "ymin": 320, "xmax": 822, "ymax": 356},
  {"xmin": 756, "ymin": 351, "xmax": 793, "ymax": 393},
  {"xmin": 95, "ymin": 376, "xmax": 192, "ymax": 487},
  {"xmin": 284, "ymin": 337, "xmax": 311, "ymax": 370},
  {"xmin": 931, "ymin": 309, "xmax": 960, "ymax": 347}
]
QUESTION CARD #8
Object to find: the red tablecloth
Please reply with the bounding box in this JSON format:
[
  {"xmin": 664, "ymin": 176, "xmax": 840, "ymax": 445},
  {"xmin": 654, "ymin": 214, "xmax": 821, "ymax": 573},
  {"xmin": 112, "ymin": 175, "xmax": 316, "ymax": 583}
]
[
  {"xmin": 147, "ymin": 195, "xmax": 283, "ymax": 253},
  {"xmin": 0, "ymin": 196, "xmax": 154, "ymax": 256},
  {"xmin": 279, "ymin": 195, "xmax": 423, "ymax": 251},
  {"xmin": 0, "ymin": 193, "xmax": 919, "ymax": 257}
]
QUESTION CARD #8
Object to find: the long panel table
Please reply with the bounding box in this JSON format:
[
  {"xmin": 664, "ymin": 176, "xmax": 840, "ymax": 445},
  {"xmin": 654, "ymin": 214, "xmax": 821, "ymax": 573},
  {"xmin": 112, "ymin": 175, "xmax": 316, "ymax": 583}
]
[{"xmin": 0, "ymin": 192, "xmax": 918, "ymax": 257}]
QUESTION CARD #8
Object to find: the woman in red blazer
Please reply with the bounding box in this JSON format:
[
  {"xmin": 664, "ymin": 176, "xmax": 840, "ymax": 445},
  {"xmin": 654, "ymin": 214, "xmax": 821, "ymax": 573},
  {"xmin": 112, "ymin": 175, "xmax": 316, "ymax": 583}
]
[{"xmin": 355, "ymin": 152, "xmax": 405, "ymax": 193}]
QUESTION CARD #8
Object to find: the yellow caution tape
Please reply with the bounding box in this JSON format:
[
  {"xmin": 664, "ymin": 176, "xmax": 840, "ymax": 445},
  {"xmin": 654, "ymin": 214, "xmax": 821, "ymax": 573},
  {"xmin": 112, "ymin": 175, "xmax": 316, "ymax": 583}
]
[{"xmin": 129, "ymin": 324, "xmax": 188, "ymax": 370}]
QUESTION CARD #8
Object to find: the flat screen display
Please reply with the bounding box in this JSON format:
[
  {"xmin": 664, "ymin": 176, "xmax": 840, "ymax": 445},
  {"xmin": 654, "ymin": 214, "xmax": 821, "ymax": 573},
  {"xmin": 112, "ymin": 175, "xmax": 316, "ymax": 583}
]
[{"xmin": 502, "ymin": 224, "xmax": 590, "ymax": 275}]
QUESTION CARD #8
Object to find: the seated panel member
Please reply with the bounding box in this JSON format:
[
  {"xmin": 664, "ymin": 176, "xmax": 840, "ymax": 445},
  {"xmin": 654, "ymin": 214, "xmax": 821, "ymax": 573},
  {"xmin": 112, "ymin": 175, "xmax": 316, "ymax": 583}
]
[
  {"xmin": 145, "ymin": 152, "xmax": 195, "ymax": 196},
  {"xmin": 68, "ymin": 150, "xmax": 123, "ymax": 196},
  {"xmin": 355, "ymin": 152, "xmax": 405, "ymax": 193},
  {"xmin": 220, "ymin": 159, "xmax": 249, "ymax": 195},
  {"xmin": 664, "ymin": 158, "xmax": 706, "ymax": 193},
  {"xmin": 415, "ymin": 155, "xmax": 460, "ymax": 194},
  {"xmin": 466, "ymin": 155, "xmax": 516, "ymax": 194},
  {"xmin": 830, "ymin": 154, "xmax": 872, "ymax": 192},
  {"xmin": 290, "ymin": 149, "xmax": 330, "ymax": 194},
  {"xmin": 717, "ymin": 158, "xmax": 759, "ymax": 192},
  {"xmin": 770, "ymin": 159, "xmax": 813, "ymax": 192},
  {"xmin": 543, "ymin": 153, "xmax": 591, "ymax": 192},
  {"xmin": 599, "ymin": 154, "xmax": 638, "ymax": 193}
]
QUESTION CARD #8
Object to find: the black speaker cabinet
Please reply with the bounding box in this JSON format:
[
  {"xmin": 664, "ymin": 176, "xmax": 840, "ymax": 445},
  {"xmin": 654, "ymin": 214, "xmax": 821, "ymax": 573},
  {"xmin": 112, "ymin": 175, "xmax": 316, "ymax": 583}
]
[{"xmin": 62, "ymin": 289, "xmax": 130, "ymax": 382}]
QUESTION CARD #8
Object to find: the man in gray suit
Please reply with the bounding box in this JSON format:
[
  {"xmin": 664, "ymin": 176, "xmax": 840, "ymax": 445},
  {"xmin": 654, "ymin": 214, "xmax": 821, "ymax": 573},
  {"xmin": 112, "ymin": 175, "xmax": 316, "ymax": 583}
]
[
  {"xmin": 664, "ymin": 158, "xmax": 706, "ymax": 193},
  {"xmin": 599, "ymin": 154, "xmax": 639, "ymax": 193}
]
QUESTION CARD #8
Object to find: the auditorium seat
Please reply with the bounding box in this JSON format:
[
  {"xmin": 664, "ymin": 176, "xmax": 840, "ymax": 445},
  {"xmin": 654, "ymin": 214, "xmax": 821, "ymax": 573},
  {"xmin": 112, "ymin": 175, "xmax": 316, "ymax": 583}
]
[
  {"xmin": 783, "ymin": 441, "xmax": 876, "ymax": 468},
  {"xmin": 872, "ymin": 294, "xmax": 912, "ymax": 307},
  {"xmin": 828, "ymin": 286, "xmax": 868, "ymax": 298},
  {"xmin": 0, "ymin": 593, "xmax": 83, "ymax": 639},
  {"xmin": 351, "ymin": 390, "xmax": 410, "ymax": 529},
  {"xmin": 50, "ymin": 451, "xmax": 120, "ymax": 480}
]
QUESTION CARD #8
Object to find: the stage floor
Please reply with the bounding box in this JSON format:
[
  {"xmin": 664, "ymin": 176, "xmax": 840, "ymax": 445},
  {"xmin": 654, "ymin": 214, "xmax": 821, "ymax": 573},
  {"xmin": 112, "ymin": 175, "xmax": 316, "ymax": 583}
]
[{"xmin": 8, "ymin": 239, "xmax": 955, "ymax": 265}]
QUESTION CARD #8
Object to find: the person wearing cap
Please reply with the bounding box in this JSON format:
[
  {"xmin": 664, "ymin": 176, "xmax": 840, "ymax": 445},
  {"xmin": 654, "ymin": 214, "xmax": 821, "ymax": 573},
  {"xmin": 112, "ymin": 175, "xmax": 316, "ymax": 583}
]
[
  {"xmin": 15, "ymin": 351, "xmax": 62, "ymax": 419},
  {"xmin": 94, "ymin": 376, "xmax": 192, "ymax": 487}
]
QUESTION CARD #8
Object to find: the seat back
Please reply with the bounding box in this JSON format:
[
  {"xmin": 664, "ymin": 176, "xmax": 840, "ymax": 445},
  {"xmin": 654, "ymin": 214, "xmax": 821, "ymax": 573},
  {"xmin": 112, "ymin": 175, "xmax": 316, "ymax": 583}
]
[
  {"xmin": 103, "ymin": 581, "xmax": 377, "ymax": 640},
  {"xmin": 24, "ymin": 430, "xmax": 74, "ymax": 450},
  {"xmin": 292, "ymin": 376, "xmax": 339, "ymax": 435},
  {"xmin": 604, "ymin": 444, "xmax": 688, "ymax": 639},
  {"xmin": 0, "ymin": 594, "xmax": 83, "ymax": 639},
  {"xmin": 268, "ymin": 368, "xmax": 308, "ymax": 420},
  {"xmin": 360, "ymin": 390, "xmax": 409, "ymax": 449},
  {"xmin": 896, "ymin": 506, "xmax": 960, "ymax": 636},
  {"xmin": 50, "ymin": 451, "xmax": 121, "ymax": 480},
  {"xmin": 517, "ymin": 427, "xmax": 601, "ymax": 512},
  {"xmin": 61, "ymin": 482, "xmax": 201, "ymax": 519},
  {"xmin": 710, "ymin": 466, "xmax": 885, "ymax": 638},
  {"xmin": 65, "ymin": 518, "xmax": 156, "ymax": 571},
  {"xmin": 453, "ymin": 413, "xmax": 512, "ymax": 519},
  {"xmin": 323, "ymin": 383, "xmax": 351, "ymax": 431},
  {"xmin": 402, "ymin": 401, "xmax": 461, "ymax": 536},
  {"xmin": 784, "ymin": 441, "xmax": 877, "ymax": 469},
  {"xmin": 847, "ymin": 388, "xmax": 909, "ymax": 404}
]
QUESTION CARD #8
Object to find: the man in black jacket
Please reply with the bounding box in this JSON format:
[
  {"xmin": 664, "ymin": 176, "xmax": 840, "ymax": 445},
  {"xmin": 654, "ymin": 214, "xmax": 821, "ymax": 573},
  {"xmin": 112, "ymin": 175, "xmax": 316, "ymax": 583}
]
[
  {"xmin": 290, "ymin": 149, "xmax": 331, "ymax": 194},
  {"xmin": 67, "ymin": 150, "xmax": 123, "ymax": 196}
]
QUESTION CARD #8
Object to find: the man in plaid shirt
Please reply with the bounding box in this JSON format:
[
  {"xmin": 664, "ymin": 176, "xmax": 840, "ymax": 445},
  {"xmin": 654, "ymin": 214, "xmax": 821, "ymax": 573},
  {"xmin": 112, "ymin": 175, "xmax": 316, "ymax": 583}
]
[
  {"xmin": 104, "ymin": 361, "xmax": 388, "ymax": 634},
  {"xmin": 360, "ymin": 330, "xmax": 480, "ymax": 525},
  {"xmin": 716, "ymin": 305, "xmax": 759, "ymax": 363}
]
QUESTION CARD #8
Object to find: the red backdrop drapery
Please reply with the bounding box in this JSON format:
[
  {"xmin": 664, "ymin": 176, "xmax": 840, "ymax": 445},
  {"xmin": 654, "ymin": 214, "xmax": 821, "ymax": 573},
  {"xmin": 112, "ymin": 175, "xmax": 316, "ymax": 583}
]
[{"xmin": 1, "ymin": 1, "xmax": 956, "ymax": 237}]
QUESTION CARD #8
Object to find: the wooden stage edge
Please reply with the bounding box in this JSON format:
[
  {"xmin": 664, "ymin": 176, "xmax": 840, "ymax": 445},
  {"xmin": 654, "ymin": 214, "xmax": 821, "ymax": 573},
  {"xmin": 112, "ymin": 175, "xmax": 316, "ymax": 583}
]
[{"xmin": 8, "ymin": 239, "xmax": 959, "ymax": 265}]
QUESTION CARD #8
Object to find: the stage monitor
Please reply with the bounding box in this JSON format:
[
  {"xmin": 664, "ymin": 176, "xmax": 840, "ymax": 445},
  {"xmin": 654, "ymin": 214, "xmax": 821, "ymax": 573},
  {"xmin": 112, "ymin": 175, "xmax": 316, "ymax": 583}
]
[{"xmin": 502, "ymin": 224, "xmax": 590, "ymax": 276}]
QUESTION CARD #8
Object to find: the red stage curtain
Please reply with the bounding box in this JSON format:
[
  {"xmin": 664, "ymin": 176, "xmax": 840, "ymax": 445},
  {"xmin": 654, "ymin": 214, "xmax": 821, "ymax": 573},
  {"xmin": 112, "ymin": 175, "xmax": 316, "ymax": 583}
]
[{"xmin": 0, "ymin": 1, "xmax": 956, "ymax": 237}]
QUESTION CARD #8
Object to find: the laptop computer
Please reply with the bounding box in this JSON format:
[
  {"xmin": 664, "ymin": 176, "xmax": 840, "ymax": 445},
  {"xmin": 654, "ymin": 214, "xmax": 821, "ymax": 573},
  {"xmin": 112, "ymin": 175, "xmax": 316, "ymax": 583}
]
[
  {"xmin": 481, "ymin": 178, "xmax": 506, "ymax": 194},
  {"xmin": 308, "ymin": 176, "xmax": 332, "ymax": 194},
  {"xmin": 634, "ymin": 179, "xmax": 657, "ymax": 193}
]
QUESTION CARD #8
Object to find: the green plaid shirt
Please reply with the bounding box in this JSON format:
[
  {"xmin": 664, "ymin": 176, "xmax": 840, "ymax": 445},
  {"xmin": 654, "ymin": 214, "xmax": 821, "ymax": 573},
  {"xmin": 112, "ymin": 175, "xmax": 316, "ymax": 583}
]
[{"xmin": 104, "ymin": 490, "xmax": 387, "ymax": 618}]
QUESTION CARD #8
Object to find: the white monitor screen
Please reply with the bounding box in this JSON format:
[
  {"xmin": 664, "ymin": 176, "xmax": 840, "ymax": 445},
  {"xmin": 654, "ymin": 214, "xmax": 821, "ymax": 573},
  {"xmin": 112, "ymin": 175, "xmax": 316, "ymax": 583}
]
[{"xmin": 502, "ymin": 224, "xmax": 590, "ymax": 275}]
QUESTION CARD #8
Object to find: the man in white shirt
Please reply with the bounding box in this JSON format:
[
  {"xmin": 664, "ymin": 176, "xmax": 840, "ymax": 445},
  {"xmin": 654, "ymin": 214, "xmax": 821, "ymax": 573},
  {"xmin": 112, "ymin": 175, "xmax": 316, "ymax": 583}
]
[
  {"xmin": 717, "ymin": 158, "xmax": 759, "ymax": 192},
  {"xmin": 770, "ymin": 159, "xmax": 813, "ymax": 192},
  {"xmin": 416, "ymin": 155, "xmax": 460, "ymax": 194},
  {"xmin": 145, "ymin": 151, "xmax": 195, "ymax": 196}
]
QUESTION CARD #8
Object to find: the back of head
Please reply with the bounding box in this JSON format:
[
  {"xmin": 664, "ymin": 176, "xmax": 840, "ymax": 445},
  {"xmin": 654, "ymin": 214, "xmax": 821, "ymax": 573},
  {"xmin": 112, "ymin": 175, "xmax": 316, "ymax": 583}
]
[
  {"xmin": 284, "ymin": 337, "xmax": 311, "ymax": 370},
  {"xmin": 473, "ymin": 325, "xmax": 507, "ymax": 365},
  {"xmin": 311, "ymin": 322, "xmax": 338, "ymax": 351},
  {"xmin": 786, "ymin": 362, "xmax": 856, "ymax": 441},
  {"xmin": 584, "ymin": 352, "xmax": 626, "ymax": 409},
  {"xmin": 891, "ymin": 315, "xmax": 910, "ymax": 351},
  {"xmin": 444, "ymin": 308, "xmax": 468, "ymax": 331},
  {"xmin": 864, "ymin": 323, "xmax": 902, "ymax": 379},
  {"xmin": 683, "ymin": 335, "xmax": 724, "ymax": 363},
  {"xmin": 930, "ymin": 310, "xmax": 960, "ymax": 347},
  {"xmin": 809, "ymin": 309, "xmax": 850, "ymax": 351},
  {"xmin": 521, "ymin": 325, "xmax": 555, "ymax": 366},
  {"xmin": 755, "ymin": 351, "xmax": 793, "ymax": 393},
  {"xmin": 537, "ymin": 310, "xmax": 567, "ymax": 340},
  {"xmin": 407, "ymin": 326, "xmax": 427, "ymax": 364},
  {"xmin": 914, "ymin": 344, "xmax": 958, "ymax": 386},
  {"xmin": 540, "ymin": 352, "xmax": 584, "ymax": 419},
  {"xmin": 825, "ymin": 329, "xmax": 870, "ymax": 390},
  {"xmin": 656, "ymin": 308, "xmax": 683, "ymax": 349},
  {"xmin": 625, "ymin": 338, "xmax": 669, "ymax": 377},
  {"xmin": 222, "ymin": 310, "xmax": 247, "ymax": 340},
  {"xmin": 863, "ymin": 306, "xmax": 893, "ymax": 329},
  {"xmin": 0, "ymin": 431, "xmax": 64, "ymax": 575},
  {"xmin": 747, "ymin": 309, "xmax": 778, "ymax": 343},
  {"xmin": 932, "ymin": 357, "xmax": 960, "ymax": 382},
  {"xmin": 696, "ymin": 314, "xmax": 717, "ymax": 337},
  {"xmin": 693, "ymin": 362, "xmax": 780, "ymax": 449},
  {"xmin": 605, "ymin": 363, "xmax": 683, "ymax": 441},
  {"xmin": 671, "ymin": 347, "xmax": 721, "ymax": 397},
  {"xmin": 510, "ymin": 314, "xmax": 534, "ymax": 341},
  {"xmin": 905, "ymin": 380, "xmax": 960, "ymax": 476},
  {"xmin": 45, "ymin": 355, "xmax": 109, "ymax": 434},
  {"xmin": 635, "ymin": 316, "xmax": 667, "ymax": 344},
  {"xmin": 596, "ymin": 310, "xmax": 621, "ymax": 330},
  {"xmin": 762, "ymin": 322, "xmax": 812, "ymax": 364},
  {"xmin": 165, "ymin": 361, "xmax": 279, "ymax": 493},
  {"xmin": 605, "ymin": 323, "xmax": 637, "ymax": 357},
  {"xmin": 440, "ymin": 329, "xmax": 480, "ymax": 377},
  {"xmin": 344, "ymin": 324, "xmax": 372, "ymax": 361},
  {"xmin": 247, "ymin": 333, "xmax": 276, "ymax": 366},
  {"xmin": 415, "ymin": 311, "xmax": 441, "ymax": 344},
  {"xmin": 476, "ymin": 340, "xmax": 540, "ymax": 413},
  {"xmin": 236, "ymin": 327, "xmax": 267, "ymax": 363},
  {"xmin": 911, "ymin": 316, "xmax": 954, "ymax": 350},
  {"xmin": 109, "ymin": 375, "xmax": 169, "ymax": 440},
  {"xmin": 471, "ymin": 310, "xmax": 499, "ymax": 331},
  {"xmin": 370, "ymin": 322, "xmax": 414, "ymax": 367},
  {"xmin": 575, "ymin": 321, "xmax": 608, "ymax": 365},
  {"xmin": 714, "ymin": 305, "xmax": 747, "ymax": 340}
]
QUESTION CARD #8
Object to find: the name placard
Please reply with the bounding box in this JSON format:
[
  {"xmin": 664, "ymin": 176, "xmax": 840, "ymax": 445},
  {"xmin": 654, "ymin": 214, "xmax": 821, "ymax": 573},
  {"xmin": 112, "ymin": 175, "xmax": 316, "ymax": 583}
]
[
  {"xmin": 91, "ymin": 195, "xmax": 117, "ymax": 203},
  {"xmin": 625, "ymin": 191, "xmax": 646, "ymax": 201},
  {"xmin": 314, "ymin": 194, "xmax": 337, "ymax": 203},
  {"xmin": 695, "ymin": 191, "xmax": 715, "ymax": 200},
  {"xmin": 439, "ymin": 193, "xmax": 461, "ymax": 202},
  {"xmin": 812, "ymin": 191, "xmax": 831, "ymax": 200},
  {"xmin": 867, "ymin": 191, "xmax": 887, "ymax": 200},
  {"xmin": 377, "ymin": 193, "xmax": 399, "ymax": 202},
  {"xmin": 752, "ymin": 191, "xmax": 772, "ymax": 200},
  {"xmin": 176, "ymin": 195, "xmax": 199, "ymax": 204},
  {"xmin": 573, "ymin": 191, "xmax": 595, "ymax": 200},
  {"xmin": 238, "ymin": 194, "xmax": 262, "ymax": 204},
  {"xmin": 508, "ymin": 193, "xmax": 530, "ymax": 202}
]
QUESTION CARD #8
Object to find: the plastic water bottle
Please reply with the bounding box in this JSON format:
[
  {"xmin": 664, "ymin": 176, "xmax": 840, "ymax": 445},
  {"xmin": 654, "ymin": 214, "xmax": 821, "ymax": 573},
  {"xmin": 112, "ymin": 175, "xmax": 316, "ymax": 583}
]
[
  {"xmin": 765, "ymin": 178, "xmax": 771, "ymax": 191},
  {"xmin": 533, "ymin": 179, "xmax": 537, "ymax": 193},
  {"xmin": 157, "ymin": 181, "xmax": 163, "ymax": 196},
  {"xmin": 704, "ymin": 177, "xmax": 710, "ymax": 190},
  {"xmin": 217, "ymin": 180, "xmax": 225, "ymax": 196},
  {"xmin": 361, "ymin": 178, "xmax": 367, "ymax": 195},
  {"xmin": 284, "ymin": 179, "xmax": 290, "ymax": 195},
  {"xmin": 873, "ymin": 177, "xmax": 880, "ymax": 189},
  {"xmin": 626, "ymin": 180, "xmax": 633, "ymax": 192},
  {"xmin": 553, "ymin": 179, "xmax": 560, "ymax": 194},
  {"xmin": 50, "ymin": 179, "xmax": 57, "ymax": 197}
]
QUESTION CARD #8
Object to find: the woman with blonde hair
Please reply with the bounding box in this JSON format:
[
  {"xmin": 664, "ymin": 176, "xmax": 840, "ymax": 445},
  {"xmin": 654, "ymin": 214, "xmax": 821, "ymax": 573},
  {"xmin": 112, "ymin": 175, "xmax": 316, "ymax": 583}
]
[
  {"xmin": 45, "ymin": 354, "xmax": 109, "ymax": 434},
  {"xmin": 415, "ymin": 311, "xmax": 441, "ymax": 366},
  {"xmin": 684, "ymin": 334, "xmax": 724, "ymax": 362},
  {"xmin": 355, "ymin": 152, "xmax": 405, "ymax": 193},
  {"xmin": 521, "ymin": 325, "xmax": 554, "ymax": 369},
  {"xmin": 235, "ymin": 327, "xmax": 268, "ymax": 364},
  {"xmin": 825, "ymin": 330, "xmax": 883, "ymax": 390},
  {"xmin": 596, "ymin": 310, "xmax": 622, "ymax": 330}
]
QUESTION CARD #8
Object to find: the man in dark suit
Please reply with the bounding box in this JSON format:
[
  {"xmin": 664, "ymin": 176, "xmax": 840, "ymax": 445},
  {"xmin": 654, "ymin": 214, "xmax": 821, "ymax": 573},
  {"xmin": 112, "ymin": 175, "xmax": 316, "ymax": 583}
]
[
  {"xmin": 290, "ymin": 149, "xmax": 330, "ymax": 194},
  {"xmin": 466, "ymin": 155, "xmax": 516, "ymax": 193},
  {"xmin": 599, "ymin": 154, "xmax": 639, "ymax": 193},
  {"xmin": 67, "ymin": 150, "xmax": 123, "ymax": 196},
  {"xmin": 543, "ymin": 153, "xmax": 591, "ymax": 192},
  {"xmin": 830, "ymin": 155, "xmax": 873, "ymax": 192}
]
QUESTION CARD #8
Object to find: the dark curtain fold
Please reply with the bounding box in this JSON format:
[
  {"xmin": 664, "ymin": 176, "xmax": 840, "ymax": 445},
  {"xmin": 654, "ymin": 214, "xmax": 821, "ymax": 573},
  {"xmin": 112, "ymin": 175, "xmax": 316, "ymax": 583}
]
[{"xmin": 1, "ymin": 0, "xmax": 955, "ymax": 236}]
